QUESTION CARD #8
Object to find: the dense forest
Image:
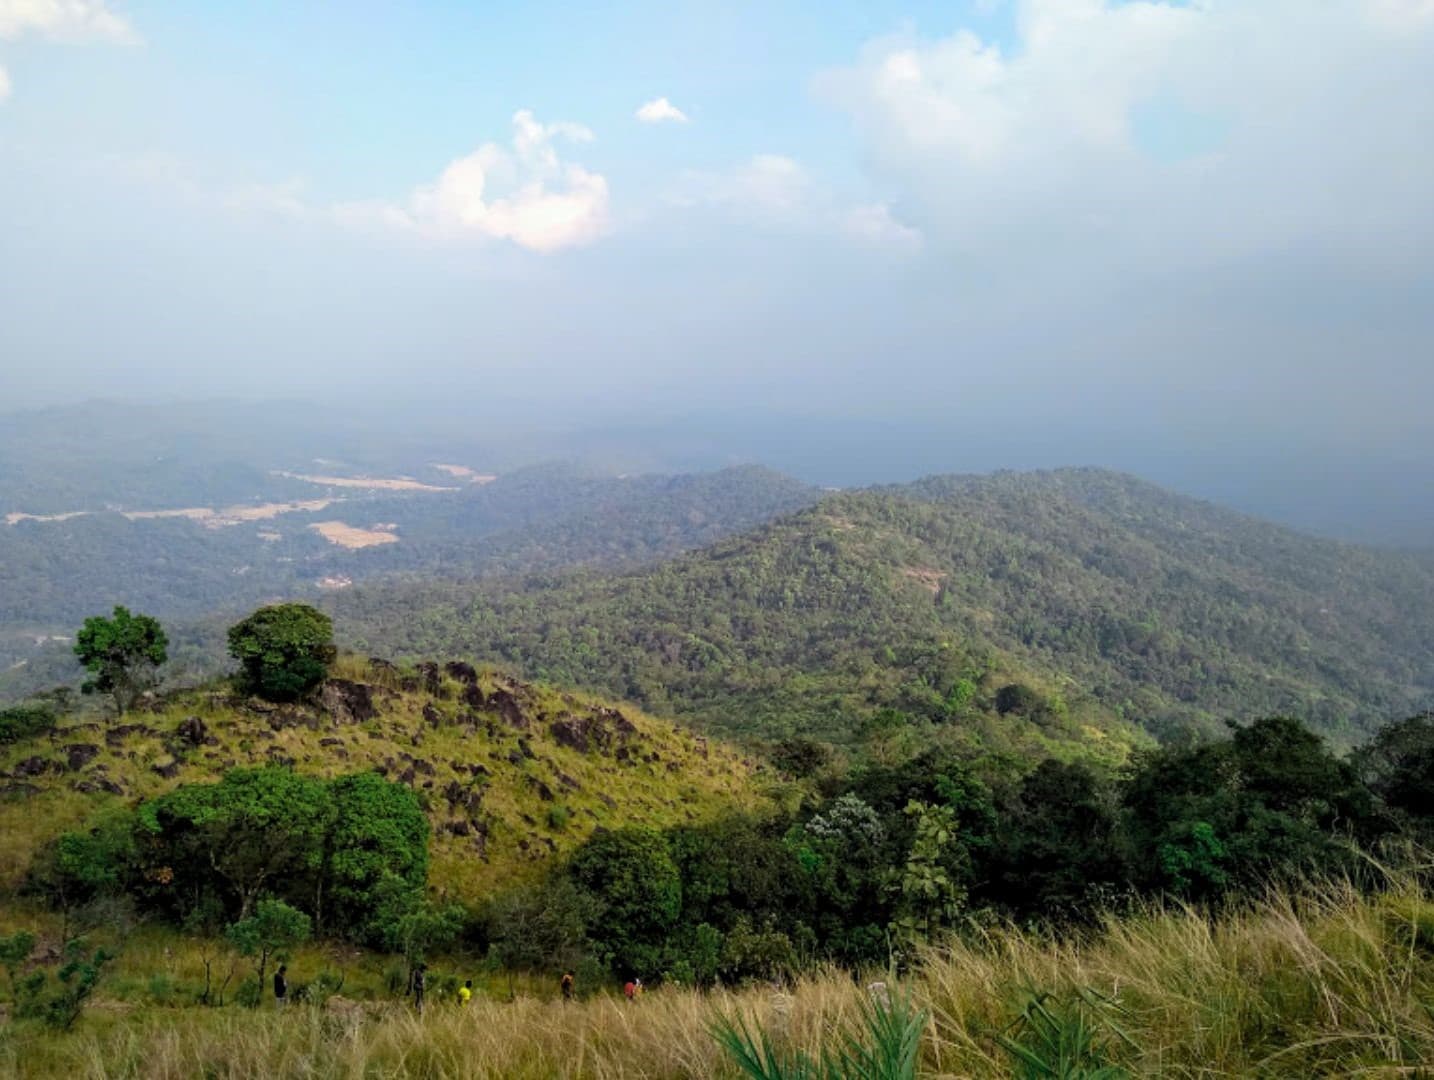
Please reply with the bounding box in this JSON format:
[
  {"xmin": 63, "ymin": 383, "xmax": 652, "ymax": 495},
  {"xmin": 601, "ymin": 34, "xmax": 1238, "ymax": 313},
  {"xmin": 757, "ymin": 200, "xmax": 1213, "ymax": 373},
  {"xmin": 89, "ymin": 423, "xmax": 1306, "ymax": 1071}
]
[
  {"xmin": 335, "ymin": 469, "xmax": 1434, "ymax": 745},
  {"xmin": 0, "ymin": 464, "xmax": 815, "ymax": 698}
]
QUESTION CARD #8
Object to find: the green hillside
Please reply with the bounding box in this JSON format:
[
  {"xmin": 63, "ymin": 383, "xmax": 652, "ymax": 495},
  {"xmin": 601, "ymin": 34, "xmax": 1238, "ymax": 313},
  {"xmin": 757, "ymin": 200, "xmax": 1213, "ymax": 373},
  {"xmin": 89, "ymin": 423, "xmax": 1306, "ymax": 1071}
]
[
  {"xmin": 0, "ymin": 657, "xmax": 769, "ymax": 902},
  {"xmin": 0, "ymin": 463, "xmax": 815, "ymax": 700},
  {"xmin": 334, "ymin": 469, "xmax": 1434, "ymax": 745}
]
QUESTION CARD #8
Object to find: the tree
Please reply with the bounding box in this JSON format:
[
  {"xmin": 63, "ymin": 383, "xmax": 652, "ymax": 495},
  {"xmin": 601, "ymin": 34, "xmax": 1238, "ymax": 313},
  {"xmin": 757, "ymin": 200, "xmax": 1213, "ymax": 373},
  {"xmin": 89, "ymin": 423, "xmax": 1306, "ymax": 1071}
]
[
  {"xmin": 370, "ymin": 879, "xmax": 464, "ymax": 990},
  {"xmin": 485, "ymin": 879, "xmax": 595, "ymax": 996},
  {"xmin": 1356, "ymin": 713, "xmax": 1434, "ymax": 833},
  {"xmin": 568, "ymin": 827, "xmax": 682, "ymax": 976},
  {"xmin": 227, "ymin": 603, "xmax": 336, "ymax": 701},
  {"xmin": 988, "ymin": 760, "xmax": 1127, "ymax": 920},
  {"xmin": 137, "ymin": 767, "xmax": 330, "ymax": 920},
  {"xmin": 73, "ymin": 606, "xmax": 168, "ymax": 715},
  {"xmin": 994, "ymin": 683, "xmax": 1043, "ymax": 717},
  {"xmin": 225, "ymin": 899, "xmax": 310, "ymax": 1006},
  {"xmin": 321, "ymin": 772, "xmax": 429, "ymax": 941},
  {"xmin": 889, "ymin": 801, "xmax": 966, "ymax": 960}
]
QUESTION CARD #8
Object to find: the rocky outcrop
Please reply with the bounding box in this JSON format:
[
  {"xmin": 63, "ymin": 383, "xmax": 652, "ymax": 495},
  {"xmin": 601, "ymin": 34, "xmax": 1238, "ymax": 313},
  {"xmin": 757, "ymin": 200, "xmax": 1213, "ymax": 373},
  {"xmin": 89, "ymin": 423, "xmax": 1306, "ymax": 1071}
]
[
  {"xmin": 175, "ymin": 716, "xmax": 208, "ymax": 747},
  {"xmin": 320, "ymin": 680, "xmax": 377, "ymax": 725},
  {"xmin": 65, "ymin": 743, "xmax": 100, "ymax": 771}
]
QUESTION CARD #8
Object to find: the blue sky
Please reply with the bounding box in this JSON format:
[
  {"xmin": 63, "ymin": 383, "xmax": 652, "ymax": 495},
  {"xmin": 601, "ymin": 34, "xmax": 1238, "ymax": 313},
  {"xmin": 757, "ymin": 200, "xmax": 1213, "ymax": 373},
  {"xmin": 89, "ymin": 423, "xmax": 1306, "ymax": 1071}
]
[{"xmin": 2, "ymin": 0, "xmax": 1433, "ymax": 476}]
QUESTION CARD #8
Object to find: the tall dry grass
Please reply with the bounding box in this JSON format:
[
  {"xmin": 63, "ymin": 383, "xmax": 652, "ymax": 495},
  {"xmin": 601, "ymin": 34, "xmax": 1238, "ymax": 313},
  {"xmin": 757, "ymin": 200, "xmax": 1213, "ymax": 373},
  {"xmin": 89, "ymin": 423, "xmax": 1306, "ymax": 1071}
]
[{"xmin": 4, "ymin": 879, "xmax": 1431, "ymax": 1078}]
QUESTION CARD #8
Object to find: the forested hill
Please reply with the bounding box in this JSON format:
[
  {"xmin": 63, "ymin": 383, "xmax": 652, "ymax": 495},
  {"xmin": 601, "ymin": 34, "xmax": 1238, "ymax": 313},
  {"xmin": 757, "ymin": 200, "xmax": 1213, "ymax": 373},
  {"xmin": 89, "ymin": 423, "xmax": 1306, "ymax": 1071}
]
[
  {"xmin": 0, "ymin": 463, "xmax": 816, "ymax": 697},
  {"xmin": 334, "ymin": 468, "xmax": 1434, "ymax": 745}
]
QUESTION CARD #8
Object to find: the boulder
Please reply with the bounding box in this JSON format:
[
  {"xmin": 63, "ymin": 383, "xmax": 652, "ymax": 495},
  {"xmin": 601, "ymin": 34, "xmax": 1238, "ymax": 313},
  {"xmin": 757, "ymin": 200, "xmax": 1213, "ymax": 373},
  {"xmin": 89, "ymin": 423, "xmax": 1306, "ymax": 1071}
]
[
  {"xmin": 320, "ymin": 680, "xmax": 377, "ymax": 724},
  {"xmin": 176, "ymin": 716, "xmax": 208, "ymax": 747},
  {"xmin": 65, "ymin": 743, "xmax": 101, "ymax": 771}
]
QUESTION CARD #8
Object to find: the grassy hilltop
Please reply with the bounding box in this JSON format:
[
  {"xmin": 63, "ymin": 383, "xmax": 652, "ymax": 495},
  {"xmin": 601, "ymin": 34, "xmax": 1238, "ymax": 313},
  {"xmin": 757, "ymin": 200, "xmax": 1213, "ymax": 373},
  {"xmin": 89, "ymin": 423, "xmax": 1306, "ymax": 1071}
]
[{"xmin": 0, "ymin": 656, "xmax": 769, "ymax": 901}]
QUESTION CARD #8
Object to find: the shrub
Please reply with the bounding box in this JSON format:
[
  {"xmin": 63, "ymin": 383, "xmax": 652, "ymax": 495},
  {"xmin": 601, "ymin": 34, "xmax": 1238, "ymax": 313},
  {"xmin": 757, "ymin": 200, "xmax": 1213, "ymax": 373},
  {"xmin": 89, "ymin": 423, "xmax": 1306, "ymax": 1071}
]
[
  {"xmin": 226, "ymin": 603, "xmax": 336, "ymax": 701},
  {"xmin": 0, "ymin": 704, "xmax": 56, "ymax": 744}
]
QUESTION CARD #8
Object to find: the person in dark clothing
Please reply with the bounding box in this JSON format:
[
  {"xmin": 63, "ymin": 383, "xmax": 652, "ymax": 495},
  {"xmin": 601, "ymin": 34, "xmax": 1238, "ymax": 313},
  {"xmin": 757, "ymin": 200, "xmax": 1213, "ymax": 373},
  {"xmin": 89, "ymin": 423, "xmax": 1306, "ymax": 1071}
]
[
  {"xmin": 560, "ymin": 970, "xmax": 575, "ymax": 1001},
  {"xmin": 273, "ymin": 964, "xmax": 288, "ymax": 1008},
  {"xmin": 412, "ymin": 963, "xmax": 427, "ymax": 1014}
]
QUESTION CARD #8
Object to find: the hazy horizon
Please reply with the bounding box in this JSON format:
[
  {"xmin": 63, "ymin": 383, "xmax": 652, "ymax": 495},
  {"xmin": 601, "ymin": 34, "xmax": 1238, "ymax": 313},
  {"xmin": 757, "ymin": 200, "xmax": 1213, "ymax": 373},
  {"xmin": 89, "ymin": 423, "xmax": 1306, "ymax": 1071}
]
[{"xmin": 2, "ymin": 1, "xmax": 1432, "ymax": 541}]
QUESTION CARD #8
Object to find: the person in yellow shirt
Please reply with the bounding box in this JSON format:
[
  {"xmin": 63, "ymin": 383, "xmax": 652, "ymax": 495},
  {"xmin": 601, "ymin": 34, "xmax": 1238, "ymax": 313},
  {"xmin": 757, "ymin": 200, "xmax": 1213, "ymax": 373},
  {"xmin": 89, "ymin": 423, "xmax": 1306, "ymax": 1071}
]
[{"xmin": 458, "ymin": 979, "xmax": 473, "ymax": 1005}]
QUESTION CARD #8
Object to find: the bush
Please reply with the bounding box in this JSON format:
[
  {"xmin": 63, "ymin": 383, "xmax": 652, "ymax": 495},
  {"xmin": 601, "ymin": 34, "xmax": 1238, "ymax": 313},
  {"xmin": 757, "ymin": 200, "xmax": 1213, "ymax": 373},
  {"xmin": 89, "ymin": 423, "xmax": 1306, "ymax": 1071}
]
[
  {"xmin": 0, "ymin": 704, "xmax": 55, "ymax": 744},
  {"xmin": 994, "ymin": 683, "xmax": 1043, "ymax": 716},
  {"xmin": 226, "ymin": 604, "xmax": 336, "ymax": 701}
]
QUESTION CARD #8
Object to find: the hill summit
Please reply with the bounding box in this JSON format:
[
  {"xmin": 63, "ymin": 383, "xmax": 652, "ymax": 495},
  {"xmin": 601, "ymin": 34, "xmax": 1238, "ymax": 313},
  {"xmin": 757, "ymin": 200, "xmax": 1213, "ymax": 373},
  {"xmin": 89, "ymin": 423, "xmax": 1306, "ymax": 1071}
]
[{"xmin": 0, "ymin": 658, "xmax": 768, "ymax": 899}]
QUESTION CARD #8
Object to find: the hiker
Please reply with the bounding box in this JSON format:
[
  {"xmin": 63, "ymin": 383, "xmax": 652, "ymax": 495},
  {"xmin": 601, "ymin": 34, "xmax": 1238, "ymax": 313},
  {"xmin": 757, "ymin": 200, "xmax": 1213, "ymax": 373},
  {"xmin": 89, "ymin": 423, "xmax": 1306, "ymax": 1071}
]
[
  {"xmin": 623, "ymin": 978, "xmax": 636, "ymax": 1001},
  {"xmin": 560, "ymin": 970, "xmax": 575, "ymax": 1001},
  {"xmin": 412, "ymin": 963, "xmax": 427, "ymax": 1014},
  {"xmin": 458, "ymin": 979, "xmax": 473, "ymax": 1006},
  {"xmin": 273, "ymin": 964, "xmax": 288, "ymax": 1008}
]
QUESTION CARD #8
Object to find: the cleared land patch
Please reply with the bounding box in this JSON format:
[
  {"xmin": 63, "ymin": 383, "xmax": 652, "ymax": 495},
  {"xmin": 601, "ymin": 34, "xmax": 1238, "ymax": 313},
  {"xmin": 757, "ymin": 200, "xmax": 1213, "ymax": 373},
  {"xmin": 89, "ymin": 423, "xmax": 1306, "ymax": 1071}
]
[
  {"xmin": 432, "ymin": 463, "xmax": 498, "ymax": 483},
  {"xmin": 309, "ymin": 521, "xmax": 400, "ymax": 549},
  {"xmin": 277, "ymin": 471, "xmax": 457, "ymax": 492}
]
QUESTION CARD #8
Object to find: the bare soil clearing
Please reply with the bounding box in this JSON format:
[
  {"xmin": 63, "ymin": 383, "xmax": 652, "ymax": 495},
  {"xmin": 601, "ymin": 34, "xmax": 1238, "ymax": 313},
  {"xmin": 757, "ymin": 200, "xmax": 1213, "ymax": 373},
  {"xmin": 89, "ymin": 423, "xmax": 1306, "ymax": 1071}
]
[
  {"xmin": 309, "ymin": 521, "xmax": 400, "ymax": 549},
  {"xmin": 277, "ymin": 471, "xmax": 457, "ymax": 492}
]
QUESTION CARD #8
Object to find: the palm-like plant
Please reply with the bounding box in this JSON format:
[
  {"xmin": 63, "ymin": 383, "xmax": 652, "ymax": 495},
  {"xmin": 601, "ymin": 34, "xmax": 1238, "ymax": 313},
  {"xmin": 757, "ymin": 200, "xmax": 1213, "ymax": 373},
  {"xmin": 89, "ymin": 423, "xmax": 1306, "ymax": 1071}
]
[{"xmin": 711, "ymin": 985, "xmax": 927, "ymax": 1080}]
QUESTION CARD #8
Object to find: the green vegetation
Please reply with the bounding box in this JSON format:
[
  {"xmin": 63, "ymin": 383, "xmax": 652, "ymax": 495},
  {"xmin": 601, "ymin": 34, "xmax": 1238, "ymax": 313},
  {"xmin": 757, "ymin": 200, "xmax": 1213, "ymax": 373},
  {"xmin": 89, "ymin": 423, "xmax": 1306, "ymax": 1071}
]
[
  {"xmin": 471, "ymin": 711, "xmax": 1418, "ymax": 982},
  {"xmin": 336, "ymin": 469, "xmax": 1434, "ymax": 745},
  {"xmin": 2, "ymin": 879, "xmax": 1433, "ymax": 1076},
  {"xmin": 0, "ymin": 703, "xmax": 55, "ymax": 744},
  {"xmin": 226, "ymin": 603, "xmax": 336, "ymax": 701},
  {"xmin": 0, "ymin": 655, "xmax": 766, "ymax": 903},
  {"xmin": 225, "ymin": 899, "xmax": 310, "ymax": 1005},
  {"xmin": 0, "ymin": 462, "xmax": 816, "ymax": 700},
  {"xmin": 73, "ymin": 606, "xmax": 168, "ymax": 715}
]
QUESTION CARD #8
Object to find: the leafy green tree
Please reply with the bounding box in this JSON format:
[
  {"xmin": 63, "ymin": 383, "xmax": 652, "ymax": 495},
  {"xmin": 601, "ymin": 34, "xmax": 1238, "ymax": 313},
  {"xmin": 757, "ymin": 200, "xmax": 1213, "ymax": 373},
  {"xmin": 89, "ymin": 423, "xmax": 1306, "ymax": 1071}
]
[
  {"xmin": 1123, "ymin": 717, "xmax": 1377, "ymax": 899},
  {"xmin": 137, "ymin": 767, "xmax": 330, "ymax": 920},
  {"xmin": 225, "ymin": 898, "xmax": 310, "ymax": 1005},
  {"xmin": 227, "ymin": 603, "xmax": 336, "ymax": 701},
  {"xmin": 320, "ymin": 772, "xmax": 428, "ymax": 940},
  {"xmin": 569, "ymin": 827, "xmax": 682, "ymax": 976},
  {"xmin": 73, "ymin": 606, "xmax": 168, "ymax": 714},
  {"xmin": 27, "ymin": 812, "xmax": 137, "ymax": 930},
  {"xmin": 370, "ymin": 879, "xmax": 464, "ymax": 988},
  {"xmin": 994, "ymin": 683, "xmax": 1043, "ymax": 717},
  {"xmin": 485, "ymin": 879, "xmax": 595, "ymax": 995},
  {"xmin": 889, "ymin": 800, "xmax": 966, "ymax": 958},
  {"xmin": 988, "ymin": 759, "xmax": 1127, "ymax": 919},
  {"xmin": 37, "ymin": 940, "xmax": 112, "ymax": 1030},
  {"xmin": 1356, "ymin": 713, "xmax": 1434, "ymax": 832}
]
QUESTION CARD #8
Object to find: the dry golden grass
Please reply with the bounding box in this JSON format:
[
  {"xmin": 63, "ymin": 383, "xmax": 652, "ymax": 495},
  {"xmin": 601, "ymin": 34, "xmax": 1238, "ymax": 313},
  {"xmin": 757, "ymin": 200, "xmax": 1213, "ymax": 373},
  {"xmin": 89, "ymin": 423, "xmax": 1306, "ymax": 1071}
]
[{"xmin": 3, "ymin": 880, "xmax": 1432, "ymax": 1078}]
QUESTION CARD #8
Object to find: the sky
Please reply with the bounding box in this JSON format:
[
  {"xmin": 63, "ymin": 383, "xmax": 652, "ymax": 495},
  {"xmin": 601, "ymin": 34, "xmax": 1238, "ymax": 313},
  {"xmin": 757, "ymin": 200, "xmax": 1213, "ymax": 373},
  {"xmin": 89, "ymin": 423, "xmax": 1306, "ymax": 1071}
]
[{"xmin": 2, "ymin": 1, "xmax": 1433, "ymax": 494}]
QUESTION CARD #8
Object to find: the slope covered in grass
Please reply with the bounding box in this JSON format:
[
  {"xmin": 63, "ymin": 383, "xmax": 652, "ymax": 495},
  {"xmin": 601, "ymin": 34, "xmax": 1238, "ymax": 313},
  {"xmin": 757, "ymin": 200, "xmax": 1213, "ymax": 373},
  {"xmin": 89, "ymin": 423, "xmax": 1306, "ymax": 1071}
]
[{"xmin": 0, "ymin": 657, "xmax": 770, "ymax": 901}]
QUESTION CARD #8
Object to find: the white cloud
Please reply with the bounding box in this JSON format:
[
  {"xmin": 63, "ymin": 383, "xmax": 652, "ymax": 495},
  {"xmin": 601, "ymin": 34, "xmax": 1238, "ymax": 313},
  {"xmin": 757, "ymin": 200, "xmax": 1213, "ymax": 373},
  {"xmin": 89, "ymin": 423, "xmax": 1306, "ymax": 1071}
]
[
  {"xmin": 0, "ymin": 0, "xmax": 138, "ymax": 43},
  {"xmin": 635, "ymin": 96, "xmax": 689, "ymax": 124},
  {"xmin": 0, "ymin": 0, "xmax": 137, "ymax": 103},
  {"xmin": 672, "ymin": 154, "xmax": 922, "ymax": 253},
  {"xmin": 819, "ymin": 0, "xmax": 1434, "ymax": 269},
  {"xmin": 335, "ymin": 110, "xmax": 611, "ymax": 253},
  {"xmin": 843, "ymin": 202, "xmax": 923, "ymax": 252},
  {"xmin": 676, "ymin": 154, "xmax": 810, "ymax": 214}
]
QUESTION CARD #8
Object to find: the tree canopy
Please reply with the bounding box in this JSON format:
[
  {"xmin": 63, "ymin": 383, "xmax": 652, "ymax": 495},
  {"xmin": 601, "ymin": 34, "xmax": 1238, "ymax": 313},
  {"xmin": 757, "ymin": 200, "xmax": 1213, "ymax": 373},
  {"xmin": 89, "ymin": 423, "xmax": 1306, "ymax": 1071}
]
[
  {"xmin": 226, "ymin": 603, "xmax": 335, "ymax": 701},
  {"xmin": 73, "ymin": 606, "xmax": 168, "ymax": 715}
]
